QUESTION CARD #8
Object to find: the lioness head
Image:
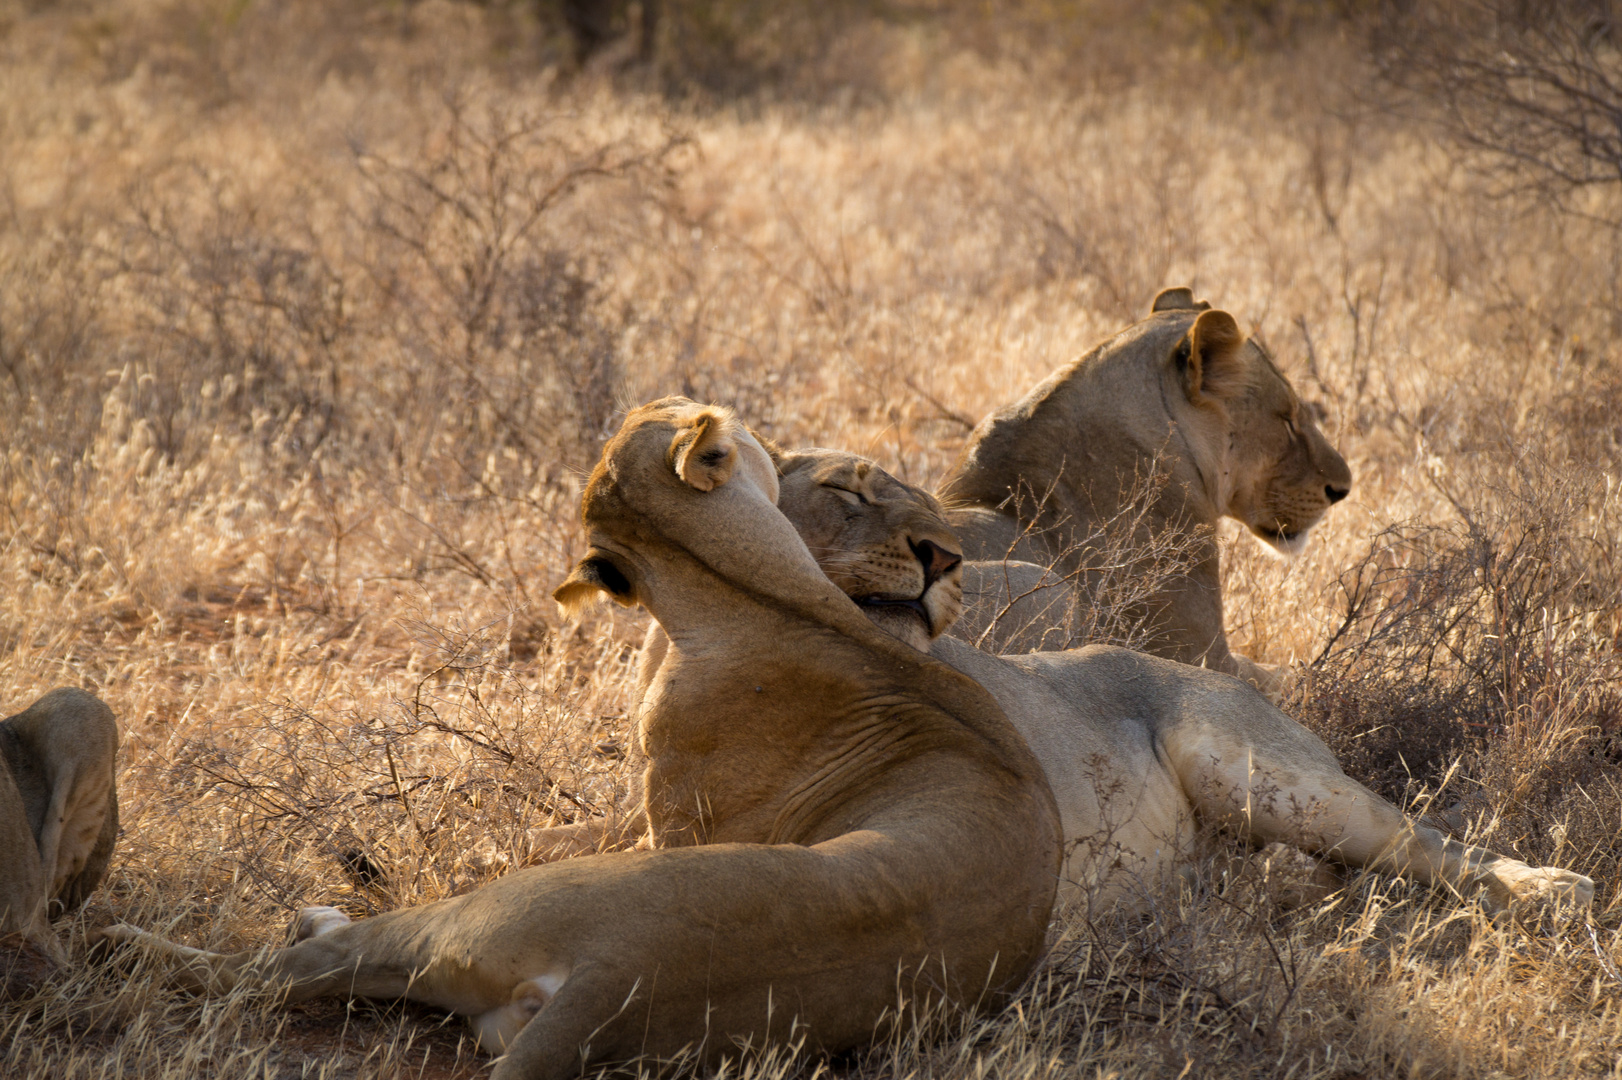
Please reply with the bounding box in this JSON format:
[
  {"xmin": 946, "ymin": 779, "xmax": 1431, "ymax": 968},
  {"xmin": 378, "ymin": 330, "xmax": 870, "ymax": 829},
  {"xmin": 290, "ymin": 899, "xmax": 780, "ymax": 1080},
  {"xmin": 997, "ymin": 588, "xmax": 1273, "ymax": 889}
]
[
  {"xmin": 554, "ymin": 396, "xmax": 818, "ymax": 618},
  {"xmin": 1151, "ymin": 287, "xmax": 1353, "ymax": 555},
  {"xmin": 773, "ymin": 448, "xmax": 964, "ymax": 653}
]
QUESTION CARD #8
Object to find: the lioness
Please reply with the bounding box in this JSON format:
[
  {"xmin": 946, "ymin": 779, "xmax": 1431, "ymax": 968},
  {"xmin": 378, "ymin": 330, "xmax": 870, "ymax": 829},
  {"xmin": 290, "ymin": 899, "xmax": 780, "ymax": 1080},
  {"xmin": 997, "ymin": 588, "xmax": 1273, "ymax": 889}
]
[
  {"xmin": 942, "ymin": 287, "xmax": 1354, "ymax": 690},
  {"xmin": 781, "ymin": 449, "xmax": 1590, "ymax": 914},
  {"xmin": 99, "ymin": 398, "xmax": 1062, "ymax": 1078},
  {"xmin": 1, "ymin": 688, "xmax": 119, "ymax": 964},
  {"xmin": 554, "ymin": 445, "xmax": 1589, "ymax": 916}
]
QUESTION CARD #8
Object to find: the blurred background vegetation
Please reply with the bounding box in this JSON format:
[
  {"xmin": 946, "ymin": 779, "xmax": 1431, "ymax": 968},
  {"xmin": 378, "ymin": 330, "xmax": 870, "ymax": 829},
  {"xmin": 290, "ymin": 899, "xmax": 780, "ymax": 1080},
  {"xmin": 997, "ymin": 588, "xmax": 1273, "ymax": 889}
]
[{"xmin": 7, "ymin": 1, "xmax": 1622, "ymax": 1077}]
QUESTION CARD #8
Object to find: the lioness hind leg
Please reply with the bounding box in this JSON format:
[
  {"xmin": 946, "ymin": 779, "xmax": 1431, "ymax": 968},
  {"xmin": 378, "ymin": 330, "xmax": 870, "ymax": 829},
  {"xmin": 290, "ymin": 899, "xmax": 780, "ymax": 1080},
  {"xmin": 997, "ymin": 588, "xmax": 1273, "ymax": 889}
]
[
  {"xmin": 473, "ymin": 971, "xmax": 570, "ymax": 1054},
  {"xmin": 1160, "ymin": 683, "xmax": 1594, "ymax": 915}
]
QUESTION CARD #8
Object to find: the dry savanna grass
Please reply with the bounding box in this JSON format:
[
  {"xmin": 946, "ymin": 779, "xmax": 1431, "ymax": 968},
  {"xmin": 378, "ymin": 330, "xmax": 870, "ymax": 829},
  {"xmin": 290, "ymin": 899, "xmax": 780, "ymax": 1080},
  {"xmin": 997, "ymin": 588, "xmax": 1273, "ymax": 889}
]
[{"xmin": 3, "ymin": 1, "xmax": 1622, "ymax": 1077}]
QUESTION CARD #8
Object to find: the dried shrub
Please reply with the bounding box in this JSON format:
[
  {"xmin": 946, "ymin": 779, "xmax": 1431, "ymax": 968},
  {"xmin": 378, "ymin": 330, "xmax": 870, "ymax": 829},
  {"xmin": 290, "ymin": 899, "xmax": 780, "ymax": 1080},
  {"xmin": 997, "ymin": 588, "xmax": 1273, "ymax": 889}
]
[
  {"xmin": 1370, "ymin": 0, "xmax": 1622, "ymax": 210},
  {"xmin": 955, "ymin": 465, "xmax": 1213, "ymax": 655},
  {"xmin": 1297, "ymin": 437, "xmax": 1622, "ymax": 860}
]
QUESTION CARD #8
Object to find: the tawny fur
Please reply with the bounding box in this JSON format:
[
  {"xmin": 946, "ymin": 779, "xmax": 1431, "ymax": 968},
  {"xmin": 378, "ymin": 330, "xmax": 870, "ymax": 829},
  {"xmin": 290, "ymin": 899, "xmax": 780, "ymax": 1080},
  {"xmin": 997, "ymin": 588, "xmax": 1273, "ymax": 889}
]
[
  {"xmin": 0, "ymin": 687, "xmax": 119, "ymax": 969},
  {"xmin": 554, "ymin": 446, "xmax": 1590, "ymax": 920}
]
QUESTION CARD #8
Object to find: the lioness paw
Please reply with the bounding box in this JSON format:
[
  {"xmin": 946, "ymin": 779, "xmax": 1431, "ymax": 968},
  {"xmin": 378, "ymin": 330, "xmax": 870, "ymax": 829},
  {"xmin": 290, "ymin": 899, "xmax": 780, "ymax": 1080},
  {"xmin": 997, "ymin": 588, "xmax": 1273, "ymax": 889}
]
[
  {"xmin": 293, "ymin": 906, "xmax": 352, "ymax": 942},
  {"xmin": 1483, "ymin": 865, "xmax": 1595, "ymax": 917}
]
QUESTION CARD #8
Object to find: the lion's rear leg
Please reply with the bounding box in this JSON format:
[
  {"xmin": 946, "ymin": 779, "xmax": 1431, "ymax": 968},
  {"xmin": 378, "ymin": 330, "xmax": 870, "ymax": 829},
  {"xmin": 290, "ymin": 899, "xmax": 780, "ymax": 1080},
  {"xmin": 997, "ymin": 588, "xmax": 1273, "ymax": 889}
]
[{"xmin": 1160, "ymin": 687, "xmax": 1594, "ymax": 914}]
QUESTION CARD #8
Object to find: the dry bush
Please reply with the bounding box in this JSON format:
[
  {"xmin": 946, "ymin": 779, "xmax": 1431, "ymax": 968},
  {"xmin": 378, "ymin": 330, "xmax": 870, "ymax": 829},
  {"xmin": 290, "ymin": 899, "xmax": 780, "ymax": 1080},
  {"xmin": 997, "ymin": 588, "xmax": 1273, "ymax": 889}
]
[
  {"xmin": 1296, "ymin": 405, "xmax": 1622, "ymax": 899},
  {"xmin": 3, "ymin": 0, "xmax": 1622, "ymax": 1076},
  {"xmin": 1370, "ymin": 0, "xmax": 1622, "ymax": 210}
]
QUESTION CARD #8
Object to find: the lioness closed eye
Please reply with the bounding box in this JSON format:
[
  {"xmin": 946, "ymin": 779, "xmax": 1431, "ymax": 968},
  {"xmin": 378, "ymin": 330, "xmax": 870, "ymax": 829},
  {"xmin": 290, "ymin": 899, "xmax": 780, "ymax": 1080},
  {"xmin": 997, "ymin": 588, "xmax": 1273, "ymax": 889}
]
[{"xmin": 97, "ymin": 398, "xmax": 1063, "ymax": 1080}]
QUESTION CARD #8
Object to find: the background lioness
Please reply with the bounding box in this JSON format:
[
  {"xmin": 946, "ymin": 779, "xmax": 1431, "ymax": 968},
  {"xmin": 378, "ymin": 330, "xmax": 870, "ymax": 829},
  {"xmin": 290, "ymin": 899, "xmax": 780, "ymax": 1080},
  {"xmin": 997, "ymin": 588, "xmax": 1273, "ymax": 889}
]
[
  {"xmin": 1, "ymin": 688, "xmax": 119, "ymax": 974},
  {"xmin": 943, "ymin": 288, "xmax": 1353, "ymax": 693},
  {"xmin": 100, "ymin": 399, "xmax": 1062, "ymax": 1078}
]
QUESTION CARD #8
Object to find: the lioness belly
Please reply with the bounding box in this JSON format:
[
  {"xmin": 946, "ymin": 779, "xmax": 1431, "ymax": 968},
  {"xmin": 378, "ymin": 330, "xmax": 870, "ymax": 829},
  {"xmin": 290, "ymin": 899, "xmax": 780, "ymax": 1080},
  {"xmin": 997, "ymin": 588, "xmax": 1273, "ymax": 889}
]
[{"xmin": 930, "ymin": 639, "xmax": 1194, "ymax": 908}]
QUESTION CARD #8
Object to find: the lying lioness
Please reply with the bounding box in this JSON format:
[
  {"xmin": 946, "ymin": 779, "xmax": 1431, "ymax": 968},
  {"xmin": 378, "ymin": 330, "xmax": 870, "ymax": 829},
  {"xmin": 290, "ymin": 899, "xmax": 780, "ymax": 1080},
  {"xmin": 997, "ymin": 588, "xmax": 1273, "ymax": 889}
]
[
  {"xmin": 779, "ymin": 448, "xmax": 1592, "ymax": 914},
  {"xmin": 100, "ymin": 399, "xmax": 1062, "ymax": 1079},
  {"xmin": 2, "ymin": 688, "xmax": 119, "ymax": 963},
  {"xmin": 538, "ymin": 446, "xmax": 1593, "ymax": 917}
]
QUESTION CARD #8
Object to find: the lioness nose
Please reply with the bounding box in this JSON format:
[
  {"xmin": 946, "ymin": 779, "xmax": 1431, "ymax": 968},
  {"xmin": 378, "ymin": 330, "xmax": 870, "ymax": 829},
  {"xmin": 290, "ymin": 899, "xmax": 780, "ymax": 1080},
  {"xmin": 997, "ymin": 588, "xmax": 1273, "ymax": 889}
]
[
  {"xmin": 1325, "ymin": 484, "xmax": 1349, "ymax": 504},
  {"xmin": 910, "ymin": 538, "xmax": 963, "ymax": 589}
]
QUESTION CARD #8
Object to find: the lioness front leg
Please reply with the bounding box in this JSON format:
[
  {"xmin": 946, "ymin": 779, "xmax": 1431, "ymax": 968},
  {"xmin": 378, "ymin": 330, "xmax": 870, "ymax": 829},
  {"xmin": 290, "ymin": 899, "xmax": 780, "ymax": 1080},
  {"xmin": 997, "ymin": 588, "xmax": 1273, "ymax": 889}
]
[{"xmin": 1160, "ymin": 680, "xmax": 1594, "ymax": 914}]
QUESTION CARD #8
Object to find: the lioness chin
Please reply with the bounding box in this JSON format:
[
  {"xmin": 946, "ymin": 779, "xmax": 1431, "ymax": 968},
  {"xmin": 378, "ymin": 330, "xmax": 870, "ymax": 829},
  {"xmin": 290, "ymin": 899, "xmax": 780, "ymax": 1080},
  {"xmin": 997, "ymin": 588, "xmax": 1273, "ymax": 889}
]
[{"xmin": 97, "ymin": 398, "xmax": 1062, "ymax": 1079}]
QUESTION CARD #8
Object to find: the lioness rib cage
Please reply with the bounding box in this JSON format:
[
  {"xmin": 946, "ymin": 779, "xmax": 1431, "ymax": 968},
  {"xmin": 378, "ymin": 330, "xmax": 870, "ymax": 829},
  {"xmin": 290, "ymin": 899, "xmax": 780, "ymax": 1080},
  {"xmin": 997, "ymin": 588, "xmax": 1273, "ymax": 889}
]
[{"xmin": 98, "ymin": 397, "xmax": 1064, "ymax": 1080}]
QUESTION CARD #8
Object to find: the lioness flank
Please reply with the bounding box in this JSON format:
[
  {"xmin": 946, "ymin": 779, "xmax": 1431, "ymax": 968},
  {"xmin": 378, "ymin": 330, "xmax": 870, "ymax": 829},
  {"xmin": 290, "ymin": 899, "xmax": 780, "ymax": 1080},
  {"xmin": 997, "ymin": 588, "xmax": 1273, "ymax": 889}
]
[{"xmin": 98, "ymin": 398, "xmax": 1063, "ymax": 1080}]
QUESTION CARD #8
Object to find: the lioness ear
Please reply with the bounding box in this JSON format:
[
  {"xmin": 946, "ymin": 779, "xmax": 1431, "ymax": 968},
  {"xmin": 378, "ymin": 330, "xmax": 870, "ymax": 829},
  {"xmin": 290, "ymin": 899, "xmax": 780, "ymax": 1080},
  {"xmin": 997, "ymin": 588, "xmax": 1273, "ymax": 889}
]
[
  {"xmin": 1175, "ymin": 309, "xmax": 1249, "ymax": 405},
  {"xmin": 554, "ymin": 553, "xmax": 638, "ymax": 616},
  {"xmin": 1151, "ymin": 286, "xmax": 1211, "ymax": 314},
  {"xmin": 668, "ymin": 411, "xmax": 737, "ymax": 492}
]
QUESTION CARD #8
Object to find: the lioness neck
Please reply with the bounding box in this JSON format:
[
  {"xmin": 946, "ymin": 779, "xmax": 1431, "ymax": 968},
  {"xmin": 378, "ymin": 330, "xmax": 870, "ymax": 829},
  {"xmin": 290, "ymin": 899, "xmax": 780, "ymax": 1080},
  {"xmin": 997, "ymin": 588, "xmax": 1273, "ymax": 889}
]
[{"xmin": 640, "ymin": 625, "xmax": 998, "ymax": 848}]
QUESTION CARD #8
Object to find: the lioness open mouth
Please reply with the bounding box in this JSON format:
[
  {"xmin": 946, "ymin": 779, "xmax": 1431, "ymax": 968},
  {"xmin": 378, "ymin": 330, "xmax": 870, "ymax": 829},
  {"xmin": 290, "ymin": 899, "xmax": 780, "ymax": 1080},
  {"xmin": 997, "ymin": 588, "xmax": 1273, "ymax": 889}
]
[
  {"xmin": 1257, "ymin": 524, "xmax": 1302, "ymax": 545},
  {"xmin": 854, "ymin": 595, "xmax": 932, "ymax": 627}
]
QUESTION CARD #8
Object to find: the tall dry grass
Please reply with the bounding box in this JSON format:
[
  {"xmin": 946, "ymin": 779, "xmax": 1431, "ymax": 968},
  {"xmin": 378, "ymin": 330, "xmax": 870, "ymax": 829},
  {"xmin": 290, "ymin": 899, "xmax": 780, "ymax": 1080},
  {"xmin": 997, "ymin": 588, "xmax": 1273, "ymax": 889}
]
[{"xmin": 3, "ymin": 1, "xmax": 1622, "ymax": 1076}]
